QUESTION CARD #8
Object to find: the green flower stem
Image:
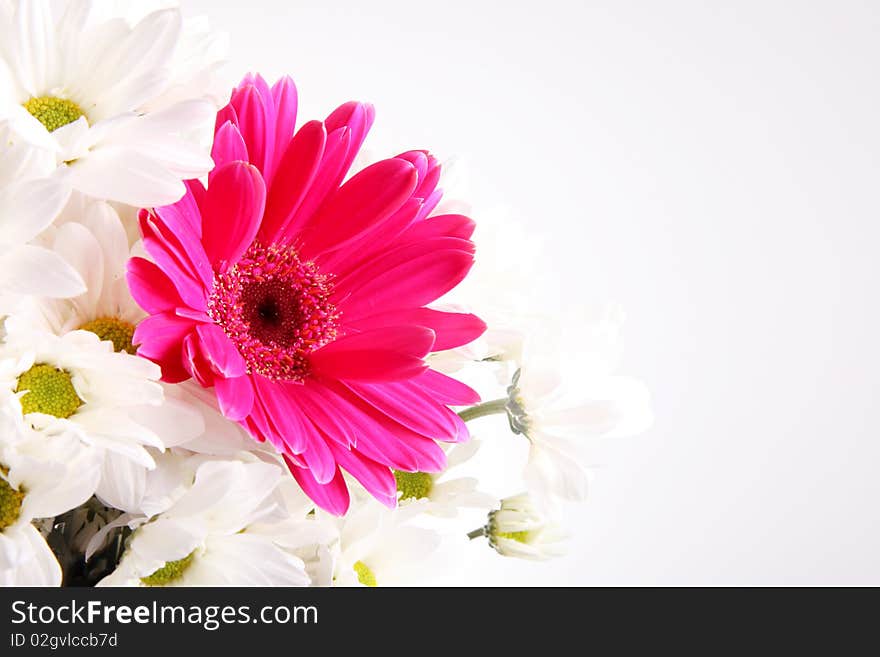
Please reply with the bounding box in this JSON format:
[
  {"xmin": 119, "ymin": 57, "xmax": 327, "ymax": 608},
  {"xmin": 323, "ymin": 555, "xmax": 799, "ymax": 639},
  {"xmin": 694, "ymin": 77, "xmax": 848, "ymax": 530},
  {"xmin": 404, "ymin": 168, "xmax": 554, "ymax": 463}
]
[
  {"xmin": 467, "ymin": 527, "xmax": 487, "ymax": 540},
  {"xmin": 457, "ymin": 398, "xmax": 508, "ymax": 423}
]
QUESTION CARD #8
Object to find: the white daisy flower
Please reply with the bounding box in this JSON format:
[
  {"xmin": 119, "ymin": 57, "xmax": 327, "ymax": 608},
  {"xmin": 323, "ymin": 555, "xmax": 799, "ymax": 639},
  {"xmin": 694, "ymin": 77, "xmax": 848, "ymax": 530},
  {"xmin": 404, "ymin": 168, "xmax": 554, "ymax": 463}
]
[
  {"xmin": 0, "ymin": 123, "xmax": 84, "ymax": 303},
  {"xmin": 98, "ymin": 457, "xmax": 310, "ymax": 587},
  {"xmin": 0, "ymin": 0, "xmax": 219, "ymax": 206},
  {"xmin": 460, "ymin": 307, "xmax": 653, "ymax": 510},
  {"xmin": 0, "ymin": 403, "xmax": 99, "ymax": 586},
  {"xmin": 511, "ymin": 311, "xmax": 653, "ymax": 508},
  {"xmin": 0, "ymin": 316, "xmax": 173, "ymax": 509},
  {"xmin": 329, "ymin": 501, "xmax": 441, "ymax": 587},
  {"xmin": 475, "ymin": 493, "xmax": 567, "ymax": 561},
  {"xmin": 394, "ymin": 440, "xmax": 497, "ymax": 518}
]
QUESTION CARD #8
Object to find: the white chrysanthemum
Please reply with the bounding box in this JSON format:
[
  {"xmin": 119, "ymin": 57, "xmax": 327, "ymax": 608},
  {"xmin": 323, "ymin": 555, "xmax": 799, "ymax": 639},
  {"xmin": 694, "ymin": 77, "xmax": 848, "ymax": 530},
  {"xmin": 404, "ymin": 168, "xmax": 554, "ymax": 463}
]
[
  {"xmin": 0, "ymin": 0, "xmax": 221, "ymax": 206},
  {"xmin": 98, "ymin": 456, "xmax": 310, "ymax": 587},
  {"xmin": 394, "ymin": 440, "xmax": 497, "ymax": 518},
  {"xmin": 506, "ymin": 308, "xmax": 654, "ymax": 508},
  {"xmin": 0, "ymin": 123, "xmax": 83, "ymax": 303},
  {"xmin": 482, "ymin": 493, "xmax": 567, "ymax": 561},
  {"xmin": 0, "ymin": 403, "xmax": 99, "ymax": 585},
  {"xmin": 0, "ymin": 317, "xmax": 177, "ymax": 509},
  {"xmin": 329, "ymin": 501, "xmax": 441, "ymax": 587}
]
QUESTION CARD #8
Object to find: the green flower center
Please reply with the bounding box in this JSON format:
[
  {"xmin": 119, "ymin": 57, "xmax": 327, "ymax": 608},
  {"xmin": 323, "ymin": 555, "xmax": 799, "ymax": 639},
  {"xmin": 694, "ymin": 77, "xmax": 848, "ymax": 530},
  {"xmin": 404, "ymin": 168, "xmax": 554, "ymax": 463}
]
[
  {"xmin": 498, "ymin": 531, "xmax": 532, "ymax": 543},
  {"xmin": 353, "ymin": 560, "xmax": 377, "ymax": 587},
  {"xmin": 140, "ymin": 551, "xmax": 196, "ymax": 586},
  {"xmin": 80, "ymin": 317, "xmax": 137, "ymax": 354},
  {"xmin": 23, "ymin": 96, "xmax": 86, "ymax": 133},
  {"xmin": 393, "ymin": 470, "xmax": 434, "ymax": 501},
  {"xmin": 0, "ymin": 466, "xmax": 25, "ymax": 531},
  {"xmin": 16, "ymin": 364, "xmax": 83, "ymax": 419}
]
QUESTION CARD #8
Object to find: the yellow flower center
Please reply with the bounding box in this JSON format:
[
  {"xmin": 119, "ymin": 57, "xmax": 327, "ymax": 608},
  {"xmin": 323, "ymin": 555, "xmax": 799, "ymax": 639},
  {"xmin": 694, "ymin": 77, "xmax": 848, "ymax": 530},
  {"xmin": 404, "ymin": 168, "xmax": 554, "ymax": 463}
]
[
  {"xmin": 353, "ymin": 560, "xmax": 377, "ymax": 587},
  {"xmin": 22, "ymin": 96, "xmax": 86, "ymax": 132},
  {"xmin": 0, "ymin": 466, "xmax": 25, "ymax": 531},
  {"xmin": 16, "ymin": 364, "xmax": 83, "ymax": 419},
  {"xmin": 80, "ymin": 317, "xmax": 137, "ymax": 354},
  {"xmin": 140, "ymin": 551, "xmax": 196, "ymax": 586},
  {"xmin": 498, "ymin": 531, "xmax": 531, "ymax": 543},
  {"xmin": 393, "ymin": 470, "xmax": 434, "ymax": 501}
]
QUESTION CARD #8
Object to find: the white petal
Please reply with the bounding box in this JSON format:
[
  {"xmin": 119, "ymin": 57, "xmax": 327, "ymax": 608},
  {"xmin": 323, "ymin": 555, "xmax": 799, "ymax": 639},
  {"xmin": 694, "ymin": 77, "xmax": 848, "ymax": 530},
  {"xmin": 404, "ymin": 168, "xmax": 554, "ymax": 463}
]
[
  {"xmin": 0, "ymin": 525, "xmax": 61, "ymax": 586},
  {"xmin": 127, "ymin": 395, "xmax": 204, "ymax": 449},
  {"xmin": 66, "ymin": 147, "xmax": 187, "ymax": 207},
  {"xmin": 0, "ymin": 244, "xmax": 85, "ymax": 297},
  {"xmin": 185, "ymin": 533, "xmax": 309, "ymax": 587},
  {"xmin": 96, "ymin": 451, "xmax": 148, "ymax": 514},
  {"xmin": 524, "ymin": 436, "xmax": 590, "ymax": 505},
  {"xmin": 0, "ymin": 176, "xmax": 70, "ymax": 244}
]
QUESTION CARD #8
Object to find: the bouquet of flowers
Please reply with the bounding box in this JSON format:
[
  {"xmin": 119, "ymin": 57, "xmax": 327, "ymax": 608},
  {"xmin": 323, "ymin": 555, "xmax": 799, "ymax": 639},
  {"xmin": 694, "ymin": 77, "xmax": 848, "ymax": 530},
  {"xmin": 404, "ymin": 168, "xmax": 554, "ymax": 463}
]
[{"xmin": 0, "ymin": 0, "xmax": 652, "ymax": 587}]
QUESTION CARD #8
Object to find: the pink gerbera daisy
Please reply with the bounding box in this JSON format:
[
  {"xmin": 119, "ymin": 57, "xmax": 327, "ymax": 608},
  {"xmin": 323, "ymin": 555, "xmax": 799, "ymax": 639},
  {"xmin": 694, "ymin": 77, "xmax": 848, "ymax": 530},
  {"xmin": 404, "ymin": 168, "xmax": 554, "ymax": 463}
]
[{"xmin": 127, "ymin": 74, "xmax": 486, "ymax": 514}]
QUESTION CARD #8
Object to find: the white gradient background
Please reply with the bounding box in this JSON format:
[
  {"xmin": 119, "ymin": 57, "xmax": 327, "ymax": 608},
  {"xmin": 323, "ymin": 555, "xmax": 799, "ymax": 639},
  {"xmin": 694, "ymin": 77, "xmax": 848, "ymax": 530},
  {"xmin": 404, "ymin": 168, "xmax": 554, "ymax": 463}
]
[{"xmin": 188, "ymin": 0, "xmax": 880, "ymax": 585}]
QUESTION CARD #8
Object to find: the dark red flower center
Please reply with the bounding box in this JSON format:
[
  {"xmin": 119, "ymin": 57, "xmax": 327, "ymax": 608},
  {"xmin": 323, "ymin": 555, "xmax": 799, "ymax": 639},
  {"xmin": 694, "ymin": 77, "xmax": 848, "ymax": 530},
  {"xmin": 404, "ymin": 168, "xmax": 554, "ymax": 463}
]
[{"xmin": 207, "ymin": 242, "xmax": 339, "ymax": 381}]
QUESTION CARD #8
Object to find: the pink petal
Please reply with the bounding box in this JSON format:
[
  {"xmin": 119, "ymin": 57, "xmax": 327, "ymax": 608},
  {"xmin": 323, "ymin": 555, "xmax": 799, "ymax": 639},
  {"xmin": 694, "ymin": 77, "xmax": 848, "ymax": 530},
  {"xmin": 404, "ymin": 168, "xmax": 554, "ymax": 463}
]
[
  {"xmin": 283, "ymin": 125, "xmax": 350, "ymax": 233},
  {"xmin": 333, "ymin": 237, "xmax": 474, "ymax": 299},
  {"xmin": 242, "ymin": 394, "xmax": 284, "ymax": 451},
  {"xmin": 316, "ymin": 197, "xmax": 423, "ymax": 274},
  {"xmin": 317, "ymin": 381, "xmax": 447, "ymax": 472},
  {"xmin": 270, "ymin": 76, "xmax": 298, "ymax": 173},
  {"xmin": 182, "ymin": 332, "xmax": 215, "ymax": 387},
  {"xmin": 324, "ymin": 101, "xmax": 374, "ymax": 182},
  {"xmin": 397, "ymin": 213, "xmax": 476, "ymax": 243},
  {"xmin": 285, "ymin": 457, "xmax": 350, "ymax": 516},
  {"xmin": 412, "ymin": 369, "xmax": 481, "ymax": 406},
  {"xmin": 214, "ymin": 103, "xmax": 238, "ymax": 134},
  {"xmin": 211, "ymin": 121, "xmax": 249, "ymax": 176},
  {"xmin": 201, "ymin": 161, "xmax": 266, "ymax": 271},
  {"xmin": 345, "ymin": 308, "xmax": 486, "ymax": 352},
  {"xmin": 214, "ymin": 374, "xmax": 255, "ymax": 421},
  {"xmin": 298, "ymin": 158, "xmax": 418, "ymax": 260},
  {"xmin": 395, "ymin": 150, "xmax": 441, "ymax": 205},
  {"xmin": 133, "ymin": 312, "xmax": 196, "ymax": 383},
  {"xmin": 339, "ymin": 249, "xmax": 475, "ymax": 320},
  {"xmin": 253, "ymin": 376, "xmax": 308, "ymax": 454},
  {"xmin": 306, "ymin": 383, "xmax": 415, "ymax": 469},
  {"xmin": 345, "ymin": 380, "xmax": 460, "ymax": 441},
  {"xmin": 195, "ymin": 323, "xmax": 247, "ymax": 377},
  {"xmin": 330, "ymin": 443, "xmax": 397, "ymax": 508},
  {"xmin": 230, "ymin": 79, "xmax": 275, "ymax": 178},
  {"xmin": 284, "ymin": 101, "xmax": 374, "ymax": 232},
  {"xmin": 150, "ymin": 204, "xmax": 215, "ymax": 289},
  {"xmin": 184, "ymin": 179, "xmax": 207, "ymax": 224},
  {"xmin": 297, "ymin": 415, "xmax": 337, "ymax": 484},
  {"xmin": 139, "ymin": 211, "xmax": 209, "ymax": 309},
  {"xmin": 291, "ymin": 382, "xmax": 356, "ymax": 448},
  {"xmin": 309, "ymin": 326, "xmax": 434, "ymax": 382},
  {"xmin": 126, "ymin": 256, "xmax": 185, "ymax": 315},
  {"xmin": 450, "ymin": 410, "xmax": 471, "ymax": 443},
  {"xmin": 258, "ymin": 120, "xmax": 325, "ymax": 243}
]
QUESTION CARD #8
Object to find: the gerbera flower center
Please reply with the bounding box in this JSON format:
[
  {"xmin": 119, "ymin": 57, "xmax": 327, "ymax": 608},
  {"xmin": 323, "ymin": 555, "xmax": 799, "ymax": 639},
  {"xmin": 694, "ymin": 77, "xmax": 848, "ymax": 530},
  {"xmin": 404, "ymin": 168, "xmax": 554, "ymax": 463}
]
[
  {"xmin": 15, "ymin": 364, "xmax": 83, "ymax": 418},
  {"xmin": 80, "ymin": 317, "xmax": 137, "ymax": 354},
  {"xmin": 0, "ymin": 466, "xmax": 25, "ymax": 531},
  {"xmin": 353, "ymin": 560, "xmax": 377, "ymax": 587},
  {"xmin": 22, "ymin": 96, "xmax": 86, "ymax": 133},
  {"xmin": 393, "ymin": 470, "xmax": 434, "ymax": 501},
  {"xmin": 207, "ymin": 242, "xmax": 339, "ymax": 381},
  {"xmin": 140, "ymin": 550, "xmax": 196, "ymax": 586}
]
